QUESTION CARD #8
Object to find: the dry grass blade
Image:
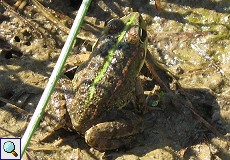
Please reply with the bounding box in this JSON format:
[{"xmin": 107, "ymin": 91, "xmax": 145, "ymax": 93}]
[
  {"xmin": 0, "ymin": 97, "xmax": 28, "ymax": 114},
  {"xmin": 0, "ymin": 0, "xmax": 43, "ymax": 38}
]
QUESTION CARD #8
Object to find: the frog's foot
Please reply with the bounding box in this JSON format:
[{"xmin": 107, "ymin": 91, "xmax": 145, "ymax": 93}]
[{"xmin": 84, "ymin": 110, "xmax": 143, "ymax": 151}]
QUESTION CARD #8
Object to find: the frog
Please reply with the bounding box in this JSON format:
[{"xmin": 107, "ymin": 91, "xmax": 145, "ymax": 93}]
[{"xmin": 42, "ymin": 12, "xmax": 148, "ymax": 151}]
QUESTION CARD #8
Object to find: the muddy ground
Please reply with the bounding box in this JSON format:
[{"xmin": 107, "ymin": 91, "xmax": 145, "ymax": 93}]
[{"xmin": 0, "ymin": 0, "xmax": 229, "ymax": 159}]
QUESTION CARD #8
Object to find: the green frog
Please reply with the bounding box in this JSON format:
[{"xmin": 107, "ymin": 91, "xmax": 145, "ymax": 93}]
[{"xmin": 43, "ymin": 12, "xmax": 147, "ymax": 151}]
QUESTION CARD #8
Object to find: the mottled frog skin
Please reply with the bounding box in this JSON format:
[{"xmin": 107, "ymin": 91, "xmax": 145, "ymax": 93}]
[{"xmin": 43, "ymin": 12, "xmax": 147, "ymax": 150}]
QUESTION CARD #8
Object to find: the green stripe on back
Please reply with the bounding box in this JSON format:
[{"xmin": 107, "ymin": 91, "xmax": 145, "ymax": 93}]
[{"xmin": 84, "ymin": 14, "xmax": 137, "ymax": 105}]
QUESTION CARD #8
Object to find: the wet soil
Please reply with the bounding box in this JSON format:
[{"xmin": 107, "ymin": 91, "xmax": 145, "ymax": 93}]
[{"xmin": 0, "ymin": 0, "xmax": 229, "ymax": 159}]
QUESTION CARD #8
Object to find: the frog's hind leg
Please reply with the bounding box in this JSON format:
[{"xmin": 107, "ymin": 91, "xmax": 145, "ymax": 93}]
[{"xmin": 84, "ymin": 110, "xmax": 143, "ymax": 151}]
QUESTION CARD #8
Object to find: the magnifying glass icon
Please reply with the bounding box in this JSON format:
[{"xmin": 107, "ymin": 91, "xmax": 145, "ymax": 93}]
[{"xmin": 3, "ymin": 141, "xmax": 18, "ymax": 157}]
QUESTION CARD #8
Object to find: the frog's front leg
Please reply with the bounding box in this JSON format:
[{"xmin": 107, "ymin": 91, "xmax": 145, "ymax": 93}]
[
  {"xmin": 84, "ymin": 110, "xmax": 143, "ymax": 151},
  {"xmin": 42, "ymin": 77, "xmax": 74, "ymax": 132}
]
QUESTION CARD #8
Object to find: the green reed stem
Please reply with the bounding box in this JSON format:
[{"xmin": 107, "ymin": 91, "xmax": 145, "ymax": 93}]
[{"xmin": 21, "ymin": 0, "xmax": 92, "ymax": 155}]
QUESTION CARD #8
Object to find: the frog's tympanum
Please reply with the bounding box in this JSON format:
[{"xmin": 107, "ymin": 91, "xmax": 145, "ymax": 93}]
[{"xmin": 43, "ymin": 12, "xmax": 147, "ymax": 151}]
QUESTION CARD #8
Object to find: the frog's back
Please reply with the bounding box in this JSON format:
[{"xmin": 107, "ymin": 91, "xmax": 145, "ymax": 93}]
[{"xmin": 67, "ymin": 13, "xmax": 147, "ymax": 133}]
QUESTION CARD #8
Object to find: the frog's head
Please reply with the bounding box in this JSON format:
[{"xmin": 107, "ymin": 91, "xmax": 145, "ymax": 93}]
[
  {"xmin": 104, "ymin": 12, "xmax": 147, "ymax": 46},
  {"xmin": 103, "ymin": 12, "xmax": 147, "ymax": 73}
]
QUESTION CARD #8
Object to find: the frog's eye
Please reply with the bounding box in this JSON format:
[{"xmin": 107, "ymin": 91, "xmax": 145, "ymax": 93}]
[
  {"xmin": 104, "ymin": 19, "xmax": 125, "ymax": 34},
  {"xmin": 139, "ymin": 28, "xmax": 147, "ymax": 43}
]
